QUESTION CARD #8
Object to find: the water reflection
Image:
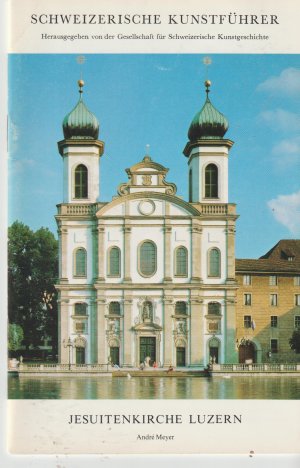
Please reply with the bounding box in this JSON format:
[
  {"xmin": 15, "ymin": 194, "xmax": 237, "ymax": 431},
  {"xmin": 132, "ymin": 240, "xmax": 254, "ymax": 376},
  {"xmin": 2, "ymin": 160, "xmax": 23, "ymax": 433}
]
[{"xmin": 8, "ymin": 375, "xmax": 300, "ymax": 400}]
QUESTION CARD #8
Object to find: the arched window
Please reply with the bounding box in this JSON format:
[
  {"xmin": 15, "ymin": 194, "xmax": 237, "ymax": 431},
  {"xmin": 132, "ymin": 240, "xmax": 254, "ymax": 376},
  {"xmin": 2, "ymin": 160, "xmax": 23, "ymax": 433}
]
[
  {"xmin": 208, "ymin": 302, "xmax": 221, "ymax": 315},
  {"xmin": 108, "ymin": 247, "xmax": 121, "ymax": 277},
  {"xmin": 205, "ymin": 164, "xmax": 218, "ymax": 198},
  {"xmin": 109, "ymin": 302, "xmax": 121, "ymax": 315},
  {"xmin": 74, "ymin": 248, "xmax": 87, "ymax": 277},
  {"xmin": 189, "ymin": 168, "xmax": 193, "ymax": 202},
  {"xmin": 208, "ymin": 248, "xmax": 221, "ymax": 277},
  {"xmin": 175, "ymin": 301, "xmax": 187, "ymax": 315},
  {"xmin": 139, "ymin": 241, "xmax": 157, "ymax": 277},
  {"xmin": 175, "ymin": 246, "xmax": 188, "ymax": 276},
  {"xmin": 74, "ymin": 164, "xmax": 88, "ymax": 199},
  {"xmin": 74, "ymin": 303, "xmax": 87, "ymax": 315}
]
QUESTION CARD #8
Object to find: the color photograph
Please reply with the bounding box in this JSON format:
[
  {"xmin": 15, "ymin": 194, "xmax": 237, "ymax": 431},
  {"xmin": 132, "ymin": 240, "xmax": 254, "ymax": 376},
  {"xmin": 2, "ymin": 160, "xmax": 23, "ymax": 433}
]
[{"xmin": 7, "ymin": 54, "xmax": 300, "ymax": 400}]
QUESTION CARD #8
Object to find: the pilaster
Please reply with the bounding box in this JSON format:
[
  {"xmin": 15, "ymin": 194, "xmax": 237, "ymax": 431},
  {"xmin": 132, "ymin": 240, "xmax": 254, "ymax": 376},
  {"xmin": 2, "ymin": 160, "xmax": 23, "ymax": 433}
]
[
  {"xmin": 92, "ymin": 227, "xmax": 98, "ymax": 281},
  {"xmin": 191, "ymin": 220, "xmax": 202, "ymax": 283},
  {"xmin": 163, "ymin": 293, "xmax": 174, "ymax": 366},
  {"xmin": 59, "ymin": 298, "xmax": 70, "ymax": 363},
  {"xmin": 226, "ymin": 223, "xmax": 236, "ymax": 282},
  {"xmin": 97, "ymin": 296, "xmax": 106, "ymax": 364},
  {"xmin": 163, "ymin": 225, "xmax": 172, "ymax": 282},
  {"xmin": 123, "ymin": 224, "xmax": 132, "ymax": 283},
  {"xmin": 58, "ymin": 226, "xmax": 69, "ymax": 283},
  {"xmin": 190, "ymin": 293, "xmax": 204, "ymax": 367},
  {"xmin": 123, "ymin": 295, "xmax": 133, "ymax": 366},
  {"xmin": 97, "ymin": 225, "xmax": 105, "ymax": 282},
  {"xmin": 90, "ymin": 298, "xmax": 97, "ymax": 363}
]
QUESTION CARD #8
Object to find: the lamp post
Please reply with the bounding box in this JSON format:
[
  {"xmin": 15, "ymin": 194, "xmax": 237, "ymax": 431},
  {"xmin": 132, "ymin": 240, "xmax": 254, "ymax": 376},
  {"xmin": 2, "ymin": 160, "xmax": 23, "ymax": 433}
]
[{"xmin": 63, "ymin": 338, "xmax": 74, "ymax": 371}]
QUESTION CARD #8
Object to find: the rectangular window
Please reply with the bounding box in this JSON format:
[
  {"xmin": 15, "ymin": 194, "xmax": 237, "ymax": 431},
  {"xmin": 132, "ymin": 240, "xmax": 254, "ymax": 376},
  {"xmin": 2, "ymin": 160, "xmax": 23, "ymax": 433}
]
[
  {"xmin": 294, "ymin": 276, "xmax": 300, "ymax": 286},
  {"xmin": 244, "ymin": 315, "xmax": 252, "ymax": 329},
  {"xmin": 270, "ymin": 339, "xmax": 278, "ymax": 353},
  {"xmin": 243, "ymin": 275, "xmax": 251, "ymax": 286},
  {"xmin": 244, "ymin": 294, "xmax": 252, "ymax": 306},
  {"xmin": 295, "ymin": 316, "xmax": 300, "ymax": 329},
  {"xmin": 270, "ymin": 294, "xmax": 278, "ymax": 306},
  {"xmin": 270, "ymin": 316, "xmax": 278, "ymax": 328},
  {"xmin": 269, "ymin": 275, "xmax": 277, "ymax": 286},
  {"xmin": 295, "ymin": 295, "xmax": 300, "ymax": 306}
]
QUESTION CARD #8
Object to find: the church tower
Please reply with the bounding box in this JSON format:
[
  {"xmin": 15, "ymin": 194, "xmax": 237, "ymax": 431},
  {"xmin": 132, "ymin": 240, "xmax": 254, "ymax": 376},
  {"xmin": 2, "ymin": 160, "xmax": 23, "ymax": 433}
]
[
  {"xmin": 184, "ymin": 80, "xmax": 233, "ymax": 204},
  {"xmin": 58, "ymin": 80, "xmax": 104, "ymax": 203},
  {"xmin": 56, "ymin": 81, "xmax": 104, "ymax": 365},
  {"xmin": 183, "ymin": 80, "xmax": 238, "ymax": 364}
]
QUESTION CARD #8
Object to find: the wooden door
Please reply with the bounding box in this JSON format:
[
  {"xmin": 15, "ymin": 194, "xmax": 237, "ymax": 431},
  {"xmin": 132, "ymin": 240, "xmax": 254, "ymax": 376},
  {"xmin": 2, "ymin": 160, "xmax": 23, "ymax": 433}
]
[{"xmin": 140, "ymin": 337, "xmax": 156, "ymax": 365}]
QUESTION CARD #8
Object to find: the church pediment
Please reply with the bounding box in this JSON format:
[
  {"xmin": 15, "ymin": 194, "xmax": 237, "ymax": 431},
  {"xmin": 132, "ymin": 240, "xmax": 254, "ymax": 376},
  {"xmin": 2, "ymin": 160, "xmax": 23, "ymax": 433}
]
[
  {"xmin": 117, "ymin": 155, "xmax": 177, "ymax": 196},
  {"xmin": 95, "ymin": 192, "xmax": 201, "ymax": 217}
]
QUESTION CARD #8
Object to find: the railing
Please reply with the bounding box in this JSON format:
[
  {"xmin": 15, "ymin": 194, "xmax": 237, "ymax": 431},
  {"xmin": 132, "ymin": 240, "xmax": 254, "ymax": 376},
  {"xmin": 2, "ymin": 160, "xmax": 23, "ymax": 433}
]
[
  {"xmin": 214, "ymin": 363, "xmax": 300, "ymax": 372},
  {"xmin": 57, "ymin": 203, "xmax": 235, "ymax": 217},
  {"xmin": 17, "ymin": 363, "xmax": 111, "ymax": 372},
  {"xmin": 57, "ymin": 204, "xmax": 103, "ymax": 216},
  {"xmin": 200, "ymin": 204, "xmax": 228, "ymax": 215}
]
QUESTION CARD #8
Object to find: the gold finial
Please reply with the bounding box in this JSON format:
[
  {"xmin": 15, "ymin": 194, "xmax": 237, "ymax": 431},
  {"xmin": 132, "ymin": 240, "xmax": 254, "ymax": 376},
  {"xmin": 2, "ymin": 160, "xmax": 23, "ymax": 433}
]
[
  {"xmin": 204, "ymin": 79, "xmax": 211, "ymax": 96},
  {"xmin": 78, "ymin": 79, "xmax": 84, "ymax": 94}
]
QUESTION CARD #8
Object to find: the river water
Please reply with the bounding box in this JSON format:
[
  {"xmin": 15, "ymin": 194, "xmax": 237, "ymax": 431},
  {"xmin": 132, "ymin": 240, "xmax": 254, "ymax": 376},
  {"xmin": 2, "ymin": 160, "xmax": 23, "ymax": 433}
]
[{"xmin": 8, "ymin": 375, "xmax": 300, "ymax": 399}]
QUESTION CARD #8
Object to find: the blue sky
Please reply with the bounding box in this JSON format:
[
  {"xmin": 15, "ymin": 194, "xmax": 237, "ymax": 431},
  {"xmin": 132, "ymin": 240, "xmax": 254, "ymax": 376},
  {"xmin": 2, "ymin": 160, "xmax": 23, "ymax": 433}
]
[{"xmin": 8, "ymin": 54, "xmax": 300, "ymax": 258}]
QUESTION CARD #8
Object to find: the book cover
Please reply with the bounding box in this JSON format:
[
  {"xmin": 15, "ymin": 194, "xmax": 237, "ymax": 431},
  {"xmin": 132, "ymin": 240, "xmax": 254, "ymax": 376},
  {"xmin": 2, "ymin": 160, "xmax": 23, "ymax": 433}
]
[{"xmin": 3, "ymin": 0, "xmax": 300, "ymax": 466}]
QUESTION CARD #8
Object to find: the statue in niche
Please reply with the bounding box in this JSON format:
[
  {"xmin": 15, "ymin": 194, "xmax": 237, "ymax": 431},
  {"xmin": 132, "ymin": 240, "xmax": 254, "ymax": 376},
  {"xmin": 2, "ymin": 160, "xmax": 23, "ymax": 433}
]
[
  {"xmin": 142, "ymin": 301, "xmax": 153, "ymax": 322},
  {"xmin": 176, "ymin": 320, "xmax": 185, "ymax": 334},
  {"xmin": 108, "ymin": 319, "xmax": 119, "ymax": 333}
]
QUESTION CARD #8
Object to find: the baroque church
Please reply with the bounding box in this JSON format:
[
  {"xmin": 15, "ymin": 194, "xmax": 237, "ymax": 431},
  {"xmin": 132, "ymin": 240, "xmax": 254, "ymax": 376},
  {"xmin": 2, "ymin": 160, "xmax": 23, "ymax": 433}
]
[{"xmin": 56, "ymin": 79, "xmax": 238, "ymax": 368}]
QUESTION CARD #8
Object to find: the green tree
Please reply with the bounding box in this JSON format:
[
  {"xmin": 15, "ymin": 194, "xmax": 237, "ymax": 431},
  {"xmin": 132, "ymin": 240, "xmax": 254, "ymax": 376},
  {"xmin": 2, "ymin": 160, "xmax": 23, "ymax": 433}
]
[
  {"xmin": 8, "ymin": 323, "xmax": 24, "ymax": 353},
  {"xmin": 8, "ymin": 221, "xmax": 58, "ymax": 354},
  {"xmin": 289, "ymin": 330, "xmax": 300, "ymax": 353}
]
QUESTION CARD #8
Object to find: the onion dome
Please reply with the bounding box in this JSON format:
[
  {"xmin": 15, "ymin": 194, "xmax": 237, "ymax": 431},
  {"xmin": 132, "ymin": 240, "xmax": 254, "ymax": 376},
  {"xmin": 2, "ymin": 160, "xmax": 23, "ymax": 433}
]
[
  {"xmin": 188, "ymin": 80, "xmax": 229, "ymax": 141},
  {"xmin": 62, "ymin": 80, "xmax": 99, "ymax": 140}
]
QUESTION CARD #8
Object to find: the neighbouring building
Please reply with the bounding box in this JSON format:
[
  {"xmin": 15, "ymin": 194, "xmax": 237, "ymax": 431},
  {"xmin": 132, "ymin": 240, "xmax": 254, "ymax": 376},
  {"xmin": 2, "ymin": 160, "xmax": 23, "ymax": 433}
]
[
  {"xmin": 236, "ymin": 240, "xmax": 300, "ymax": 363},
  {"xmin": 55, "ymin": 79, "xmax": 239, "ymax": 368}
]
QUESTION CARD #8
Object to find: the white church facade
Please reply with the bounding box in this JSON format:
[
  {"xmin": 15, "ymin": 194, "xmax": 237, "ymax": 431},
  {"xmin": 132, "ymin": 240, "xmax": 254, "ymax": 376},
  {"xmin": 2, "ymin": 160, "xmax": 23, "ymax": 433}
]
[{"xmin": 56, "ymin": 79, "xmax": 238, "ymax": 368}]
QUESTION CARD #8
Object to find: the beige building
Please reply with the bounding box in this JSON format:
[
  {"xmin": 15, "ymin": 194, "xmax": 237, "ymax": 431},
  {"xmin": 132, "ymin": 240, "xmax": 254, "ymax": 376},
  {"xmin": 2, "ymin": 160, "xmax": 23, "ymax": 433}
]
[
  {"xmin": 236, "ymin": 240, "xmax": 300, "ymax": 363},
  {"xmin": 55, "ymin": 80, "xmax": 239, "ymax": 368}
]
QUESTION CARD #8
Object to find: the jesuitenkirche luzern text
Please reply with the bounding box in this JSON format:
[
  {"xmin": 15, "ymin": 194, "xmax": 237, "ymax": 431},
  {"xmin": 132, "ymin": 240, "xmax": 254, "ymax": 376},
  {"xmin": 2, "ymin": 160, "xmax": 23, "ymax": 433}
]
[
  {"xmin": 30, "ymin": 13, "xmax": 279, "ymax": 25},
  {"xmin": 67, "ymin": 413, "xmax": 243, "ymax": 425}
]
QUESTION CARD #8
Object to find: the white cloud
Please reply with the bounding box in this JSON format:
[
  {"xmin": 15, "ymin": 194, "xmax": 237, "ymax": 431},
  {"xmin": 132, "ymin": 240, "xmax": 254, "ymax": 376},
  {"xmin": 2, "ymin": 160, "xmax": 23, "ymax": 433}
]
[
  {"xmin": 268, "ymin": 190, "xmax": 300, "ymax": 235},
  {"xmin": 9, "ymin": 158, "xmax": 35, "ymax": 173},
  {"xmin": 155, "ymin": 65, "xmax": 172, "ymax": 72},
  {"xmin": 271, "ymin": 136, "xmax": 300, "ymax": 168},
  {"xmin": 257, "ymin": 68, "xmax": 300, "ymax": 97},
  {"xmin": 258, "ymin": 108, "xmax": 300, "ymax": 133},
  {"xmin": 10, "ymin": 121, "xmax": 19, "ymax": 142}
]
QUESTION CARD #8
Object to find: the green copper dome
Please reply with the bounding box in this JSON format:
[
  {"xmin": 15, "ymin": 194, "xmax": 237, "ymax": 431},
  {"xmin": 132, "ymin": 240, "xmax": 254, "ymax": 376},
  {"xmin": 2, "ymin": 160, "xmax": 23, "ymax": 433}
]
[
  {"xmin": 188, "ymin": 81, "xmax": 229, "ymax": 141},
  {"xmin": 63, "ymin": 80, "xmax": 99, "ymax": 140}
]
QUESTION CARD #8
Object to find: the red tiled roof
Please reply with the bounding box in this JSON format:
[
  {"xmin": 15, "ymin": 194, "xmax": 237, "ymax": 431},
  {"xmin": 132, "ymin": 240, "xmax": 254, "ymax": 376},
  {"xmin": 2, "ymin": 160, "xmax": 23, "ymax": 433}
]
[{"xmin": 236, "ymin": 240, "xmax": 300, "ymax": 274}]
